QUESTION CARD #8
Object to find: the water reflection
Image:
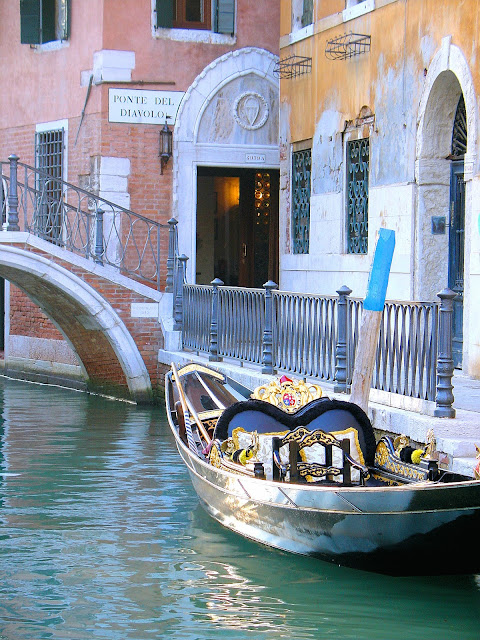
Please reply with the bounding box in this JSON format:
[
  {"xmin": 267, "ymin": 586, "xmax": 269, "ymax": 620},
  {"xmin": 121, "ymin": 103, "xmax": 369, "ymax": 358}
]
[
  {"xmin": 0, "ymin": 377, "xmax": 478, "ymax": 640},
  {"xmin": 182, "ymin": 506, "xmax": 480, "ymax": 640}
]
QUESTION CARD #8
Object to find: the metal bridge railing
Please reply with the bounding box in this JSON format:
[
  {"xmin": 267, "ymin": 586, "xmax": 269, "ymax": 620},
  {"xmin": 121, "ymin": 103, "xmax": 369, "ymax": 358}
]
[
  {"xmin": 178, "ymin": 276, "xmax": 456, "ymax": 415},
  {"xmin": 0, "ymin": 155, "xmax": 170, "ymax": 289}
]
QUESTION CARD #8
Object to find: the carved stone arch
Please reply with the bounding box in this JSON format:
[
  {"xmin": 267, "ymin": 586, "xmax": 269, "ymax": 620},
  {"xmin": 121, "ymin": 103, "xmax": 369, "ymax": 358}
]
[
  {"xmin": 414, "ymin": 38, "xmax": 477, "ymax": 302},
  {"xmin": 173, "ymin": 47, "xmax": 280, "ymax": 280},
  {"xmin": 416, "ymin": 39, "xmax": 477, "ymax": 171}
]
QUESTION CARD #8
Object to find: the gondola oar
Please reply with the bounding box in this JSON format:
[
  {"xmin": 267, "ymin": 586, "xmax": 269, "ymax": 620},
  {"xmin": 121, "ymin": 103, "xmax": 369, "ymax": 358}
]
[{"xmin": 350, "ymin": 228, "xmax": 395, "ymax": 413}]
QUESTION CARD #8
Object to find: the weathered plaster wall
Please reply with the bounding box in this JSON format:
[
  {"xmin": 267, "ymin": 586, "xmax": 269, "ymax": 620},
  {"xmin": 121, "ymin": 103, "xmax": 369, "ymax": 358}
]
[{"xmin": 280, "ymin": 0, "xmax": 480, "ymax": 377}]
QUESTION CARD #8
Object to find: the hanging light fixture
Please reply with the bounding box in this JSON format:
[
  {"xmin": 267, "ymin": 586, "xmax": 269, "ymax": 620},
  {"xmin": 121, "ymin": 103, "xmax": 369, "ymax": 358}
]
[{"xmin": 159, "ymin": 119, "xmax": 173, "ymax": 174}]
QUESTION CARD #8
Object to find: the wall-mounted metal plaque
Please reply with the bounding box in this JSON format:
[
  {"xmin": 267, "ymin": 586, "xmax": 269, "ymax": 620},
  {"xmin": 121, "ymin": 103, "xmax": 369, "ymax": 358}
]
[{"xmin": 432, "ymin": 216, "xmax": 446, "ymax": 235}]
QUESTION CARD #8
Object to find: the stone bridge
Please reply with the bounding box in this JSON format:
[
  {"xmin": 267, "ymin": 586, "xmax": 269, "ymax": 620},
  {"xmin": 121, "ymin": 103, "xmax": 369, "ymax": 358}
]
[{"xmin": 0, "ymin": 232, "xmax": 169, "ymax": 403}]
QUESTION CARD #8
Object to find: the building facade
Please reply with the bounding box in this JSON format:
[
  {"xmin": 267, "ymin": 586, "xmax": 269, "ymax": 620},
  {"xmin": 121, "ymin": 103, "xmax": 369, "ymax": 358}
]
[
  {"xmin": 278, "ymin": 0, "xmax": 480, "ymax": 378},
  {"xmin": 0, "ymin": 0, "xmax": 280, "ymax": 383}
]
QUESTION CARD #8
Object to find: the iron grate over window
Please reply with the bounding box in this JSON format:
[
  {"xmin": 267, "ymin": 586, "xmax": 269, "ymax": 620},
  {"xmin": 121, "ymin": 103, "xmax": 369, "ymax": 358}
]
[
  {"xmin": 346, "ymin": 138, "xmax": 369, "ymax": 254},
  {"xmin": 35, "ymin": 128, "xmax": 64, "ymax": 242},
  {"xmin": 292, "ymin": 148, "xmax": 311, "ymax": 254},
  {"xmin": 451, "ymin": 95, "xmax": 467, "ymax": 157}
]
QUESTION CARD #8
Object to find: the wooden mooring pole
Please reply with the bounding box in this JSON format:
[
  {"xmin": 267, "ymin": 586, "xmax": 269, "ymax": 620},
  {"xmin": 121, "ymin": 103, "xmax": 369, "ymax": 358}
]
[{"xmin": 349, "ymin": 228, "xmax": 395, "ymax": 413}]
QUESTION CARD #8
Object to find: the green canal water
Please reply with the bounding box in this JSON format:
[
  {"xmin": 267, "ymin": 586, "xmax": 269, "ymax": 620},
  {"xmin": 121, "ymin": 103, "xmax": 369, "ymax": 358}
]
[{"xmin": 0, "ymin": 377, "xmax": 479, "ymax": 639}]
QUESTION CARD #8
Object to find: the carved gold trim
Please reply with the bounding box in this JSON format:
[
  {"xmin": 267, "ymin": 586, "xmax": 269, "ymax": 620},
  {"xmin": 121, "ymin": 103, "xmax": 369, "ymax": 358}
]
[
  {"xmin": 198, "ymin": 409, "xmax": 223, "ymax": 420},
  {"xmin": 209, "ymin": 445, "xmax": 222, "ymax": 469},
  {"xmin": 375, "ymin": 437, "xmax": 429, "ymax": 481},
  {"xmin": 251, "ymin": 376, "xmax": 322, "ymax": 413}
]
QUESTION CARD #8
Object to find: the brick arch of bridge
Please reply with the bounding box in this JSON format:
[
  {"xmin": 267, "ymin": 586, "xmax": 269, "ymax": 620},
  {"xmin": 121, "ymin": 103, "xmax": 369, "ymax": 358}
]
[{"xmin": 0, "ymin": 244, "xmax": 159, "ymax": 403}]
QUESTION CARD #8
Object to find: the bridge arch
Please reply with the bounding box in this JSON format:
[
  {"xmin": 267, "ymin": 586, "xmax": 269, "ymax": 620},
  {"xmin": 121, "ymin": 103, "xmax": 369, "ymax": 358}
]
[{"xmin": 0, "ymin": 245, "xmax": 152, "ymax": 402}]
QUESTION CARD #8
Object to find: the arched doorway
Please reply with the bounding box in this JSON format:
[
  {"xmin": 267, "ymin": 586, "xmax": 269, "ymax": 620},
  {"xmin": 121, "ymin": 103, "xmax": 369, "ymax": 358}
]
[
  {"xmin": 173, "ymin": 48, "xmax": 280, "ymax": 287},
  {"xmin": 416, "ymin": 40, "xmax": 477, "ymax": 373}
]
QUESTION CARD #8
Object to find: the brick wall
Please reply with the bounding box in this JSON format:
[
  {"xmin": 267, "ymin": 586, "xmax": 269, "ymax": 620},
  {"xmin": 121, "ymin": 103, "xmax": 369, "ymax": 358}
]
[{"xmin": 10, "ymin": 285, "xmax": 64, "ymax": 340}]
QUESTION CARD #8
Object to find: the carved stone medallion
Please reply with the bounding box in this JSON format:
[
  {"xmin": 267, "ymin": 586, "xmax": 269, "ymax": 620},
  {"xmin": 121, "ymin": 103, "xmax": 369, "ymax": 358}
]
[{"xmin": 233, "ymin": 92, "xmax": 269, "ymax": 130}]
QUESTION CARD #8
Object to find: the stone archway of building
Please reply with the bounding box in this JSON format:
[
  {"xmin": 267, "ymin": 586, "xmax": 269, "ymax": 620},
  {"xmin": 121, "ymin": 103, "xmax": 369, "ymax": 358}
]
[
  {"xmin": 415, "ymin": 37, "xmax": 477, "ymax": 372},
  {"xmin": 173, "ymin": 47, "xmax": 280, "ymax": 284},
  {"xmin": 0, "ymin": 245, "xmax": 152, "ymax": 402}
]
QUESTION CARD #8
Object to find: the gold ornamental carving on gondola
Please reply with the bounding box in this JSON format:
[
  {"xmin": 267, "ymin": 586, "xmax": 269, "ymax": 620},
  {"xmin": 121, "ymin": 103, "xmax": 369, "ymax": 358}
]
[
  {"xmin": 209, "ymin": 445, "xmax": 222, "ymax": 469},
  {"xmin": 251, "ymin": 375, "xmax": 322, "ymax": 413}
]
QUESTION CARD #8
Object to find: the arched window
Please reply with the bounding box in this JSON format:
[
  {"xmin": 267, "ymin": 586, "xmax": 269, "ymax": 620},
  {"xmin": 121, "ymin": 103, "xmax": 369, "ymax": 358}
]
[{"xmin": 451, "ymin": 95, "xmax": 467, "ymax": 157}]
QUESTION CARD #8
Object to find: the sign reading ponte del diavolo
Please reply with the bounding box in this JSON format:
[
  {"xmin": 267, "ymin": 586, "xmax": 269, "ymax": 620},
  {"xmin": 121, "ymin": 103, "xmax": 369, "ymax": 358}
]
[{"xmin": 108, "ymin": 88, "xmax": 185, "ymax": 125}]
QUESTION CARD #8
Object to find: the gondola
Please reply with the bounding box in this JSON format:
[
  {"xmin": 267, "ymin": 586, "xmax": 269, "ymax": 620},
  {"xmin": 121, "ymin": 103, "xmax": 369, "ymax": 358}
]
[{"xmin": 165, "ymin": 362, "xmax": 480, "ymax": 575}]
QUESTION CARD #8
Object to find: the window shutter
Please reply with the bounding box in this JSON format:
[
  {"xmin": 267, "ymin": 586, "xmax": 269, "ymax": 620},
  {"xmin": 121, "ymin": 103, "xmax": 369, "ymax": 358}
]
[
  {"xmin": 41, "ymin": 0, "xmax": 56, "ymax": 43},
  {"xmin": 20, "ymin": 0, "xmax": 41, "ymax": 44},
  {"xmin": 58, "ymin": 0, "xmax": 71, "ymax": 40},
  {"xmin": 156, "ymin": 0, "xmax": 174, "ymax": 28},
  {"xmin": 215, "ymin": 0, "xmax": 234, "ymax": 34}
]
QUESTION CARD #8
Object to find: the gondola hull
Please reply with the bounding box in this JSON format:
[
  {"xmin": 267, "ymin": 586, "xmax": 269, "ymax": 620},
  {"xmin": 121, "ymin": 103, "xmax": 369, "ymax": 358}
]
[{"xmin": 165, "ymin": 366, "xmax": 480, "ymax": 575}]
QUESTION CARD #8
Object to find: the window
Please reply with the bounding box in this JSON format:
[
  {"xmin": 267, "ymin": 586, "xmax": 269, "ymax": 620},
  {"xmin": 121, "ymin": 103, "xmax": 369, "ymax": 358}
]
[
  {"xmin": 292, "ymin": 0, "xmax": 313, "ymax": 31},
  {"xmin": 20, "ymin": 0, "xmax": 70, "ymax": 45},
  {"xmin": 156, "ymin": 0, "xmax": 235, "ymax": 34},
  {"xmin": 292, "ymin": 148, "xmax": 311, "ymax": 255},
  {"xmin": 175, "ymin": 0, "xmax": 211, "ymax": 30},
  {"xmin": 301, "ymin": 0, "xmax": 313, "ymax": 27},
  {"xmin": 35, "ymin": 128, "xmax": 65, "ymax": 242},
  {"xmin": 346, "ymin": 138, "xmax": 369, "ymax": 254}
]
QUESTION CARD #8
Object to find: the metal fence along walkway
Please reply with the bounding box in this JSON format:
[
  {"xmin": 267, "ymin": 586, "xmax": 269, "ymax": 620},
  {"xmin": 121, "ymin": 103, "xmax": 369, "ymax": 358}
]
[{"xmin": 177, "ymin": 275, "xmax": 457, "ymax": 416}]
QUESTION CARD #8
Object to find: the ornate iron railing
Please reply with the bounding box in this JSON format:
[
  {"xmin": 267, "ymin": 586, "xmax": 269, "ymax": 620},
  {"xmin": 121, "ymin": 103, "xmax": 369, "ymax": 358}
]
[
  {"xmin": 275, "ymin": 291, "xmax": 337, "ymax": 380},
  {"xmin": 182, "ymin": 284, "xmax": 213, "ymax": 353},
  {"xmin": 347, "ymin": 298, "xmax": 438, "ymax": 400},
  {"xmin": 0, "ymin": 156, "xmax": 169, "ymax": 289},
  {"xmin": 219, "ymin": 287, "xmax": 265, "ymax": 364},
  {"xmin": 180, "ymin": 281, "xmax": 442, "ymax": 403}
]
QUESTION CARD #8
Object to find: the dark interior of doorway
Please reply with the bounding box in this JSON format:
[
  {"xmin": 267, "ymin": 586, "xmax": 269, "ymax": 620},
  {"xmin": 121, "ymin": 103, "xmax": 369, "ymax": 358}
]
[{"xmin": 196, "ymin": 167, "xmax": 279, "ymax": 289}]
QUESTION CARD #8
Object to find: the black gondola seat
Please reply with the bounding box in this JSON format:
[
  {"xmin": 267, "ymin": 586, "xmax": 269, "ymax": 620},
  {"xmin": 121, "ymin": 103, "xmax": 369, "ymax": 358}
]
[
  {"xmin": 212, "ymin": 375, "xmax": 376, "ymax": 482},
  {"xmin": 213, "ymin": 396, "xmax": 376, "ymax": 467}
]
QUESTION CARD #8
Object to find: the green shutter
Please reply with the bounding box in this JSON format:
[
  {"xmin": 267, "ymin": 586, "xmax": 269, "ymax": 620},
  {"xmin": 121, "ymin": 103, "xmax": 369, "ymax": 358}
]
[
  {"xmin": 41, "ymin": 0, "xmax": 56, "ymax": 43},
  {"xmin": 20, "ymin": 0, "xmax": 41, "ymax": 44},
  {"xmin": 156, "ymin": 0, "xmax": 174, "ymax": 28},
  {"xmin": 215, "ymin": 0, "xmax": 234, "ymax": 34}
]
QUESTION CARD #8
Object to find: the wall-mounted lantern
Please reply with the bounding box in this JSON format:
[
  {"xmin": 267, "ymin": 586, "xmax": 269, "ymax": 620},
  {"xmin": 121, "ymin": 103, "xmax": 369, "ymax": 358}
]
[{"xmin": 159, "ymin": 119, "xmax": 173, "ymax": 174}]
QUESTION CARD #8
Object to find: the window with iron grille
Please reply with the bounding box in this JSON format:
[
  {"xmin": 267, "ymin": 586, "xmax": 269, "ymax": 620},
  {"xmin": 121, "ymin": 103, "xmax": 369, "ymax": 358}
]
[
  {"xmin": 156, "ymin": 0, "xmax": 235, "ymax": 34},
  {"xmin": 346, "ymin": 138, "xmax": 369, "ymax": 254},
  {"xmin": 292, "ymin": 148, "xmax": 311, "ymax": 254},
  {"xmin": 35, "ymin": 128, "xmax": 64, "ymax": 242},
  {"xmin": 20, "ymin": 0, "xmax": 70, "ymax": 45}
]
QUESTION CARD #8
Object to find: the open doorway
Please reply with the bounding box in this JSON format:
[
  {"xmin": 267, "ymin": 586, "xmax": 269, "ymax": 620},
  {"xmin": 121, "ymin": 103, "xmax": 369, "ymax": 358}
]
[{"xmin": 196, "ymin": 167, "xmax": 279, "ymax": 288}]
